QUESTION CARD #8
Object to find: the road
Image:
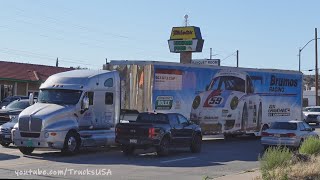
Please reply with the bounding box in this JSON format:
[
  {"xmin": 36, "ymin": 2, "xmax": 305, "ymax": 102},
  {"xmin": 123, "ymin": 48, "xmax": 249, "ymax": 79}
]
[{"xmin": 0, "ymin": 127, "xmax": 319, "ymax": 180}]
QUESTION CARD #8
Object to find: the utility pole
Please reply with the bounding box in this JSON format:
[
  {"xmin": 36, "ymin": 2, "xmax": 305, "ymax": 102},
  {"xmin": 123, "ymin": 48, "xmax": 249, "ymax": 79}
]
[
  {"xmin": 316, "ymin": 28, "xmax": 319, "ymax": 106},
  {"xmin": 236, "ymin": 50, "xmax": 239, "ymax": 67},
  {"xmin": 210, "ymin": 48, "xmax": 212, "ymax": 59}
]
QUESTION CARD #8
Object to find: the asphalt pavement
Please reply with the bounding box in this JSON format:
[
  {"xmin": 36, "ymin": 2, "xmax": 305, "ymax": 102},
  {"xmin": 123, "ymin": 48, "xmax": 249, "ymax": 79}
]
[{"xmin": 0, "ymin": 126, "xmax": 319, "ymax": 180}]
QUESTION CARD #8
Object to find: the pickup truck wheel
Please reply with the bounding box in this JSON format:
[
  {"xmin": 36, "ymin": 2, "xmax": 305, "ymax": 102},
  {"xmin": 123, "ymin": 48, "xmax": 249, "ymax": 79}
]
[
  {"xmin": 157, "ymin": 138, "xmax": 170, "ymax": 156},
  {"xmin": 190, "ymin": 135, "xmax": 202, "ymax": 153},
  {"xmin": 61, "ymin": 131, "xmax": 80, "ymax": 155},
  {"xmin": 1, "ymin": 142, "xmax": 10, "ymax": 147},
  {"xmin": 19, "ymin": 147, "xmax": 34, "ymax": 155},
  {"xmin": 121, "ymin": 145, "xmax": 135, "ymax": 155}
]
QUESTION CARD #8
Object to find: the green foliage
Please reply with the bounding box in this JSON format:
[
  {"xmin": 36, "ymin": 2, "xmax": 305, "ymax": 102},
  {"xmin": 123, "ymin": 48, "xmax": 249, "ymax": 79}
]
[
  {"xmin": 299, "ymin": 137, "xmax": 320, "ymax": 155},
  {"xmin": 259, "ymin": 146, "xmax": 292, "ymax": 180}
]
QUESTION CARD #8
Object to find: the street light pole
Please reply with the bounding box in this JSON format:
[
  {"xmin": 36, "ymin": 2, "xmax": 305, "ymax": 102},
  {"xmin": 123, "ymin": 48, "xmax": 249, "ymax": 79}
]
[{"xmin": 315, "ymin": 28, "xmax": 319, "ymax": 106}]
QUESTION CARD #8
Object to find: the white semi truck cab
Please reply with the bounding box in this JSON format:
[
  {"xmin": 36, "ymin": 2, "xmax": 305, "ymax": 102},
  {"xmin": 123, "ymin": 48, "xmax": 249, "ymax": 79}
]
[{"xmin": 12, "ymin": 70, "xmax": 121, "ymax": 155}]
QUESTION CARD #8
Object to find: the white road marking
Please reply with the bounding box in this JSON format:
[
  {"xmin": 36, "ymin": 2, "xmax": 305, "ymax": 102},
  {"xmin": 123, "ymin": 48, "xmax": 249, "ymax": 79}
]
[{"xmin": 160, "ymin": 156, "xmax": 196, "ymax": 163}]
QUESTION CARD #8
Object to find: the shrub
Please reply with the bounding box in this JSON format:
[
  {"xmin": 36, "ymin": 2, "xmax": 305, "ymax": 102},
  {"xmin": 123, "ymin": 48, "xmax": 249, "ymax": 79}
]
[
  {"xmin": 259, "ymin": 146, "xmax": 292, "ymax": 179},
  {"xmin": 299, "ymin": 137, "xmax": 320, "ymax": 155}
]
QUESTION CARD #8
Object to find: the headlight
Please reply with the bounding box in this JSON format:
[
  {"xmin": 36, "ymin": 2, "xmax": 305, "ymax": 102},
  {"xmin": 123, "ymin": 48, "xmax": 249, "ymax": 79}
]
[
  {"xmin": 9, "ymin": 115, "xmax": 17, "ymax": 120},
  {"xmin": 230, "ymin": 96, "xmax": 239, "ymax": 110},
  {"xmin": 192, "ymin": 96, "xmax": 201, "ymax": 109}
]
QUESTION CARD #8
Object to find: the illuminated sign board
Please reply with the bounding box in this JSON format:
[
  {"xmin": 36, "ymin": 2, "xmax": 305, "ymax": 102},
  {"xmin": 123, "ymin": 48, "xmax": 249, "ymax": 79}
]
[{"xmin": 168, "ymin": 26, "xmax": 204, "ymax": 53}]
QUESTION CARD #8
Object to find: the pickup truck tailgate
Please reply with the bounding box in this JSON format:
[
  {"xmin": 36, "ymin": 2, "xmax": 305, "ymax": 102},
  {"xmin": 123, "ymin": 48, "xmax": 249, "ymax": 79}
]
[{"xmin": 116, "ymin": 123, "xmax": 151, "ymax": 138}]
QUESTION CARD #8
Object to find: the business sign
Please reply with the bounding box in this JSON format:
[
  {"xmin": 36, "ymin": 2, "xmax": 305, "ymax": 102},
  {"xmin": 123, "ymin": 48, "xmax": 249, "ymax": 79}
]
[
  {"xmin": 170, "ymin": 27, "xmax": 201, "ymax": 40},
  {"xmin": 168, "ymin": 26, "xmax": 204, "ymax": 53},
  {"xmin": 154, "ymin": 69, "xmax": 183, "ymax": 90},
  {"xmin": 192, "ymin": 59, "xmax": 220, "ymax": 66},
  {"xmin": 168, "ymin": 39, "xmax": 204, "ymax": 52}
]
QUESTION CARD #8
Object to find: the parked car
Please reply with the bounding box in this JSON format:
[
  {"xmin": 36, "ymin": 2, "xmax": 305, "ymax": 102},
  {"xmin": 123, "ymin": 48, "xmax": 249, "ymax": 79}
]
[
  {"xmin": 302, "ymin": 106, "xmax": 320, "ymax": 125},
  {"xmin": 0, "ymin": 116, "xmax": 18, "ymax": 147},
  {"xmin": 115, "ymin": 112, "xmax": 202, "ymax": 156},
  {"xmin": 261, "ymin": 120, "xmax": 318, "ymax": 149},
  {"xmin": 0, "ymin": 99, "xmax": 31, "ymax": 125},
  {"xmin": 0, "ymin": 96, "xmax": 28, "ymax": 109}
]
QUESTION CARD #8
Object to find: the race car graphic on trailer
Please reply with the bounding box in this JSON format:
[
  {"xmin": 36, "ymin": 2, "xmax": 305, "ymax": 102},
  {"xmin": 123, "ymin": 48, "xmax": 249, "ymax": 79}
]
[{"xmin": 190, "ymin": 69, "xmax": 262, "ymax": 135}]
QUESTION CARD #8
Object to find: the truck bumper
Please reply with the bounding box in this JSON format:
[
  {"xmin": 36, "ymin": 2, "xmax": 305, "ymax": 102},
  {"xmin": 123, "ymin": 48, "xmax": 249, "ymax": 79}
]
[
  {"xmin": 116, "ymin": 137, "xmax": 161, "ymax": 147},
  {"xmin": 12, "ymin": 129, "xmax": 68, "ymax": 149}
]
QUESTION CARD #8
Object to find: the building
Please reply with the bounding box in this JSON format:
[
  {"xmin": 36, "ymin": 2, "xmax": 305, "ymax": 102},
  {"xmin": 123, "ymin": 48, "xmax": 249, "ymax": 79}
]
[
  {"xmin": 303, "ymin": 87, "xmax": 320, "ymax": 107},
  {"xmin": 0, "ymin": 61, "xmax": 73, "ymax": 101}
]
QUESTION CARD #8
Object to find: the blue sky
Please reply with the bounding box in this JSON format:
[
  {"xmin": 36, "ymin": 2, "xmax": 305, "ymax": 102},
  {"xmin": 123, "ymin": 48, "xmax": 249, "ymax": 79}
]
[{"xmin": 1, "ymin": 1, "xmax": 320, "ymax": 74}]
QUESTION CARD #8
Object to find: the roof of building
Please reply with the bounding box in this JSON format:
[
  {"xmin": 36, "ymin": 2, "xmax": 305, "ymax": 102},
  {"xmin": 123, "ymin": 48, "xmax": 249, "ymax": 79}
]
[{"xmin": 0, "ymin": 61, "xmax": 73, "ymax": 82}]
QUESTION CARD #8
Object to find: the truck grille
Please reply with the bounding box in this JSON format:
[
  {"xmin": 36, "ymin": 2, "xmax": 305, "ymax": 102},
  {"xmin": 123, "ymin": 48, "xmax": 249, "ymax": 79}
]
[
  {"xmin": 0, "ymin": 114, "xmax": 10, "ymax": 125},
  {"xmin": 19, "ymin": 117, "xmax": 42, "ymax": 132},
  {"xmin": 1, "ymin": 128, "xmax": 10, "ymax": 134},
  {"xmin": 20, "ymin": 132, "xmax": 40, "ymax": 138}
]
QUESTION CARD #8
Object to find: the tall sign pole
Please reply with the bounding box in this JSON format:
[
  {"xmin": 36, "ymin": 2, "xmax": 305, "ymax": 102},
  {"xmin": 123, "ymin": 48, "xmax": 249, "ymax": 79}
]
[{"xmin": 316, "ymin": 28, "xmax": 319, "ymax": 105}]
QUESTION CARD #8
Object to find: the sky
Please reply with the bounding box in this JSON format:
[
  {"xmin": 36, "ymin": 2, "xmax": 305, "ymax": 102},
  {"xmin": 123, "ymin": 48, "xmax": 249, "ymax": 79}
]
[{"xmin": 1, "ymin": 0, "xmax": 320, "ymax": 74}]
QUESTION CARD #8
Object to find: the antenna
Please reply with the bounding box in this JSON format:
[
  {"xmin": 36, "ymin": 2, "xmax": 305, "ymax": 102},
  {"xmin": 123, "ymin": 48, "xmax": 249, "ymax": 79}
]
[{"xmin": 184, "ymin": 14, "xmax": 189, "ymax": 27}]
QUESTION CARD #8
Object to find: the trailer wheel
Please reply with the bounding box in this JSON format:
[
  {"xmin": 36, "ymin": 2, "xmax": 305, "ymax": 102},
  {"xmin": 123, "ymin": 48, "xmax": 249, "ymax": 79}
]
[
  {"xmin": 61, "ymin": 131, "xmax": 80, "ymax": 155},
  {"xmin": 121, "ymin": 145, "xmax": 135, "ymax": 155},
  {"xmin": 19, "ymin": 147, "xmax": 34, "ymax": 155},
  {"xmin": 1, "ymin": 142, "xmax": 10, "ymax": 147},
  {"xmin": 157, "ymin": 137, "xmax": 170, "ymax": 156},
  {"xmin": 241, "ymin": 103, "xmax": 248, "ymax": 130},
  {"xmin": 257, "ymin": 103, "xmax": 262, "ymax": 130},
  {"xmin": 190, "ymin": 134, "xmax": 202, "ymax": 153}
]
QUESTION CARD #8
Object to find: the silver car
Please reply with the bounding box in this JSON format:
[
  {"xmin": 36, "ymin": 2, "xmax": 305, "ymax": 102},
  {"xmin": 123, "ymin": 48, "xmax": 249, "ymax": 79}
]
[{"xmin": 261, "ymin": 120, "xmax": 318, "ymax": 149}]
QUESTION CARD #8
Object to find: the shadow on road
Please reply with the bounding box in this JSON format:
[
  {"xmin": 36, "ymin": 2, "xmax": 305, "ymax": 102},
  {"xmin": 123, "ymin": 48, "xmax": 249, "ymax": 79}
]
[
  {"xmin": 0, "ymin": 153, "xmax": 20, "ymax": 161},
  {"xmin": 20, "ymin": 136, "xmax": 262, "ymax": 168}
]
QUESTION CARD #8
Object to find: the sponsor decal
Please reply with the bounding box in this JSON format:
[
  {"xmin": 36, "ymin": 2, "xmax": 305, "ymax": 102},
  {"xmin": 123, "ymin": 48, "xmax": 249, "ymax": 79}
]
[
  {"xmin": 203, "ymin": 90, "xmax": 222, "ymax": 107},
  {"xmin": 155, "ymin": 96, "xmax": 173, "ymax": 110},
  {"xmin": 268, "ymin": 105, "xmax": 290, "ymax": 116},
  {"xmin": 154, "ymin": 69, "xmax": 183, "ymax": 90},
  {"xmin": 269, "ymin": 75, "xmax": 298, "ymax": 92}
]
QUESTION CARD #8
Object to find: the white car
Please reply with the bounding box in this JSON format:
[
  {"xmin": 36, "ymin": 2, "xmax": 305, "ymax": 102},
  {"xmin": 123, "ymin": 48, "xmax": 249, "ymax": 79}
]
[
  {"xmin": 303, "ymin": 106, "xmax": 320, "ymax": 125},
  {"xmin": 261, "ymin": 120, "xmax": 318, "ymax": 149},
  {"xmin": 190, "ymin": 69, "xmax": 262, "ymax": 135}
]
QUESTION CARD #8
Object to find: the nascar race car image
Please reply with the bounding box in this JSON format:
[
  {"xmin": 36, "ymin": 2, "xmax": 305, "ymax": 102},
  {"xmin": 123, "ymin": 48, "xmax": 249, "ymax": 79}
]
[{"xmin": 190, "ymin": 69, "xmax": 262, "ymax": 135}]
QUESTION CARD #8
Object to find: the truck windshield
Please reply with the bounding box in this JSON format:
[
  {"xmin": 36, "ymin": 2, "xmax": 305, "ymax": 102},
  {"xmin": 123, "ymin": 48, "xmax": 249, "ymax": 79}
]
[
  {"xmin": 208, "ymin": 76, "xmax": 245, "ymax": 93},
  {"xmin": 38, "ymin": 89, "xmax": 82, "ymax": 105}
]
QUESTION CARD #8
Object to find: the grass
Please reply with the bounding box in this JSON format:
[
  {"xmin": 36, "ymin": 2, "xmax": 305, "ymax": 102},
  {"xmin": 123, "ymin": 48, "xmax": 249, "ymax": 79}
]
[
  {"xmin": 299, "ymin": 137, "xmax": 320, "ymax": 155},
  {"xmin": 258, "ymin": 138, "xmax": 320, "ymax": 180}
]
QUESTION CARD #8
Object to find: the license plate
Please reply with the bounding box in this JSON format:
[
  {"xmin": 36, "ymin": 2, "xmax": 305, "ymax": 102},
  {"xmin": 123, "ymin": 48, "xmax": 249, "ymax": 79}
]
[
  {"xmin": 4, "ymin": 135, "xmax": 10, "ymax": 139},
  {"xmin": 129, "ymin": 139, "xmax": 137, "ymax": 144},
  {"xmin": 26, "ymin": 139, "xmax": 33, "ymax": 147},
  {"xmin": 274, "ymin": 134, "xmax": 280, "ymax": 137}
]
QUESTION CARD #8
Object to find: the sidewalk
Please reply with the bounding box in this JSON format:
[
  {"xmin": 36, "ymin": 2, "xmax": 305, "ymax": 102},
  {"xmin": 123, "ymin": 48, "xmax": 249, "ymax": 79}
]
[{"xmin": 214, "ymin": 168, "xmax": 261, "ymax": 180}]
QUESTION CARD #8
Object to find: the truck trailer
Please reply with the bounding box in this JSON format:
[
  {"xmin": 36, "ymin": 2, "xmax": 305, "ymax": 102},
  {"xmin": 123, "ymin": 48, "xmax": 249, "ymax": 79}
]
[{"xmin": 107, "ymin": 60, "xmax": 303, "ymax": 137}]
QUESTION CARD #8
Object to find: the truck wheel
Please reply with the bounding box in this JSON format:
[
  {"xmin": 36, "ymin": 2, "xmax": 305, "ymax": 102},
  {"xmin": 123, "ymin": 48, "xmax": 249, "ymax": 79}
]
[
  {"xmin": 157, "ymin": 137, "xmax": 170, "ymax": 156},
  {"xmin": 61, "ymin": 131, "xmax": 80, "ymax": 155},
  {"xmin": 190, "ymin": 135, "xmax": 202, "ymax": 153},
  {"xmin": 19, "ymin": 147, "xmax": 34, "ymax": 155},
  {"xmin": 241, "ymin": 103, "xmax": 248, "ymax": 130},
  {"xmin": 1, "ymin": 142, "xmax": 10, "ymax": 147},
  {"xmin": 121, "ymin": 145, "xmax": 135, "ymax": 155}
]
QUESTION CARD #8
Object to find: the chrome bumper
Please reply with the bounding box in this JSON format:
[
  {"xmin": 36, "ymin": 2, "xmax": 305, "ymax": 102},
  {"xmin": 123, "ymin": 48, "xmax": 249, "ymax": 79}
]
[{"xmin": 12, "ymin": 129, "xmax": 68, "ymax": 149}]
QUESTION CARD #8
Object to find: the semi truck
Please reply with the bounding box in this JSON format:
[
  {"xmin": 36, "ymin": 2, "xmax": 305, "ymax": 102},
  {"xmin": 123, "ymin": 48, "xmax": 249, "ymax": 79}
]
[{"xmin": 12, "ymin": 60, "xmax": 302, "ymax": 155}]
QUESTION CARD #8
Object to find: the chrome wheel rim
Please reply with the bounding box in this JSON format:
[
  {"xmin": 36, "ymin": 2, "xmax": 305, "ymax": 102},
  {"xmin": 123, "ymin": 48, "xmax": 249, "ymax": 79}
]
[{"xmin": 67, "ymin": 136, "xmax": 77, "ymax": 152}]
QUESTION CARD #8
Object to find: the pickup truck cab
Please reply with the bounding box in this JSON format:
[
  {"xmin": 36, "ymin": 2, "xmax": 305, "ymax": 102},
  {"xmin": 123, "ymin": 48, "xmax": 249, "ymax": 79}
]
[{"xmin": 115, "ymin": 112, "xmax": 202, "ymax": 156}]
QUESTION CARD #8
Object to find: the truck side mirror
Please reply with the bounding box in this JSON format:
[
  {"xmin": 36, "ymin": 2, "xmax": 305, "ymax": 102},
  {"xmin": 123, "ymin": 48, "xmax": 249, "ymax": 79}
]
[
  {"xmin": 29, "ymin": 93, "xmax": 34, "ymax": 105},
  {"xmin": 205, "ymin": 85, "xmax": 209, "ymax": 91},
  {"xmin": 81, "ymin": 96, "xmax": 89, "ymax": 111}
]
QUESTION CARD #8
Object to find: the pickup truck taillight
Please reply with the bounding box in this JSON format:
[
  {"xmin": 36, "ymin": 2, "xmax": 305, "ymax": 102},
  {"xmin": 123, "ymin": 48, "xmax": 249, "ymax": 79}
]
[
  {"xmin": 148, "ymin": 128, "xmax": 156, "ymax": 138},
  {"xmin": 116, "ymin": 128, "xmax": 121, "ymax": 136}
]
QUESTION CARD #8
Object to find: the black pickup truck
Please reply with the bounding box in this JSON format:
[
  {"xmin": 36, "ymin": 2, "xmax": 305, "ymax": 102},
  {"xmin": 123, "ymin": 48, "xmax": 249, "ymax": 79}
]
[{"xmin": 115, "ymin": 112, "xmax": 202, "ymax": 156}]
